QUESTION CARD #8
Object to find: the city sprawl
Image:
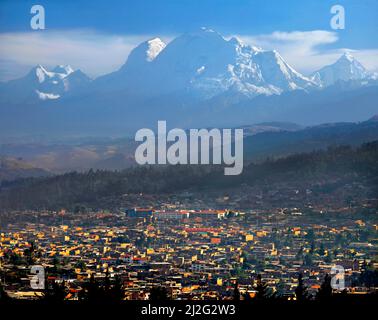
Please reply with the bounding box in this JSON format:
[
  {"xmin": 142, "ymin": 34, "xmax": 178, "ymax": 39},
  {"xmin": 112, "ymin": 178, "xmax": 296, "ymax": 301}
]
[{"xmin": 1, "ymin": 199, "xmax": 377, "ymax": 300}]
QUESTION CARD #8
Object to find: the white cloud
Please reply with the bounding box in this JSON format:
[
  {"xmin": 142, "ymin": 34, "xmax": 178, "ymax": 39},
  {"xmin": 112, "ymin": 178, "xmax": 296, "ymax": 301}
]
[
  {"xmin": 232, "ymin": 30, "xmax": 378, "ymax": 75},
  {"xmin": 0, "ymin": 29, "xmax": 172, "ymax": 81}
]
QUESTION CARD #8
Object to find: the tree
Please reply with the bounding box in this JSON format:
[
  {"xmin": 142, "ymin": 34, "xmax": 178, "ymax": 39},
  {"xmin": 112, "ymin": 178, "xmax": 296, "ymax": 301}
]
[
  {"xmin": 324, "ymin": 254, "xmax": 332, "ymax": 263},
  {"xmin": 254, "ymin": 274, "xmax": 269, "ymax": 300},
  {"xmin": 79, "ymin": 272, "xmax": 125, "ymax": 303},
  {"xmin": 306, "ymin": 229, "xmax": 314, "ymax": 242},
  {"xmin": 149, "ymin": 286, "xmax": 170, "ymax": 300},
  {"xmin": 316, "ymin": 274, "xmax": 333, "ymax": 301},
  {"xmin": 102, "ymin": 270, "xmax": 124, "ymax": 302},
  {"xmin": 296, "ymin": 247, "xmax": 303, "ymax": 260},
  {"xmin": 40, "ymin": 279, "xmax": 67, "ymax": 302},
  {"xmin": 52, "ymin": 256, "xmax": 60, "ymax": 273},
  {"xmin": 275, "ymin": 279, "xmax": 286, "ymax": 299},
  {"xmin": 233, "ymin": 281, "xmax": 240, "ymax": 301},
  {"xmin": 82, "ymin": 273, "xmax": 103, "ymax": 303},
  {"xmin": 74, "ymin": 260, "xmax": 86, "ymax": 270},
  {"xmin": 109, "ymin": 275, "xmax": 124, "ymax": 302},
  {"xmin": 359, "ymin": 269, "xmax": 378, "ymax": 288},
  {"xmin": 24, "ymin": 241, "xmax": 36, "ymax": 265},
  {"xmin": 0, "ymin": 282, "xmax": 10, "ymax": 302},
  {"xmin": 295, "ymin": 273, "xmax": 308, "ymax": 302},
  {"xmin": 309, "ymin": 241, "xmax": 315, "ymax": 254},
  {"xmin": 303, "ymin": 254, "xmax": 313, "ymax": 266},
  {"xmin": 318, "ymin": 243, "xmax": 325, "ymax": 256}
]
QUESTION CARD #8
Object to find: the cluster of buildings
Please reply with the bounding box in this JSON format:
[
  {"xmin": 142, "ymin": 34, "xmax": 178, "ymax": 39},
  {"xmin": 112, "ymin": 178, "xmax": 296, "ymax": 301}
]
[
  {"xmin": 125, "ymin": 208, "xmax": 227, "ymax": 220},
  {"xmin": 0, "ymin": 206, "xmax": 377, "ymax": 300}
]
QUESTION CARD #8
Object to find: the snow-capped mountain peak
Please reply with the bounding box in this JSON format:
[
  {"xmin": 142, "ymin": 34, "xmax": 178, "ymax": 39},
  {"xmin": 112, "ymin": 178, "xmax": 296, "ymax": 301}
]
[
  {"xmin": 1, "ymin": 64, "xmax": 91, "ymax": 103},
  {"xmin": 311, "ymin": 52, "xmax": 368, "ymax": 87},
  {"xmin": 29, "ymin": 64, "xmax": 75, "ymax": 84},
  {"xmin": 145, "ymin": 38, "xmax": 166, "ymax": 62},
  {"xmin": 33, "ymin": 64, "xmax": 49, "ymax": 83},
  {"xmin": 1, "ymin": 28, "xmax": 322, "ymax": 103},
  {"xmin": 52, "ymin": 64, "xmax": 74, "ymax": 75},
  {"xmin": 2, "ymin": 29, "xmax": 375, "ymax": 106},
  {"xmin": 120, "ymin": 27, "xmax": 317, "ymax": 98},
  {"xmin": 340, "ymin": 51, "xmax": 354, "ymax": 61},
  {"xmin": 119, "ymin": 37, "xmax": 166, "ymax": 74}
]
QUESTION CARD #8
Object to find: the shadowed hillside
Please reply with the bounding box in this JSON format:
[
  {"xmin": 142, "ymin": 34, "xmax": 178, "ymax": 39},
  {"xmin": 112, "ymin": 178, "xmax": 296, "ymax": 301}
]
[{"xmin": 0, "ymin": 142, "xmax": 377, "ymax": 211}]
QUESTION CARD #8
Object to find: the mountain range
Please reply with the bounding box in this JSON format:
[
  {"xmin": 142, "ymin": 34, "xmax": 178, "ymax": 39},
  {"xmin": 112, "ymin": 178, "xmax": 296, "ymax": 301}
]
[
  {"xmin": 1, "ymin": 140, "xmax": 377, "ymax": 211},
  {"xmin": 1, "ymin": 115, "xmax": 377, "ymax": 177},
  {"xmin": 0, "ymin": 64, "xmax": 91, "ymax": 104},
  {"xmin": 0, "ymin": 156, "xmax": 50, "ymax": 182},
  {"xmin": 0, "ymin": 28, "xmax": 377, "ymax": 136}
]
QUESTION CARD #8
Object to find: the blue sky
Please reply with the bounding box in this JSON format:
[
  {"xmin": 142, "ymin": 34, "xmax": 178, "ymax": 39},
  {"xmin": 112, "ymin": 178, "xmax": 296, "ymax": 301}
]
[{"xmin": 0, "ymin": 0, "xmax": 377, "ymax": 80}]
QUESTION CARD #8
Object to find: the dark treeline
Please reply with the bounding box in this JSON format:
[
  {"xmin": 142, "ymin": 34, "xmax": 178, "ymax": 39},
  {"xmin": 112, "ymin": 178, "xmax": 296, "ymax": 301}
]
[
  {"xmin": 0, "ymin": 141, "xmax": 377, "ymax": 210},
  {"xmin": 1, "ymin": 271, "xmax": 377, "ymax": 304}
]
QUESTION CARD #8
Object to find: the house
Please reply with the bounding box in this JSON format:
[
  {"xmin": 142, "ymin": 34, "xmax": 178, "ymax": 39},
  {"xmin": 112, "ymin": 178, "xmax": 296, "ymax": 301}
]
[{"xmin": 125, "ymin": 208, "xmax": 153, "ymax": 218}]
